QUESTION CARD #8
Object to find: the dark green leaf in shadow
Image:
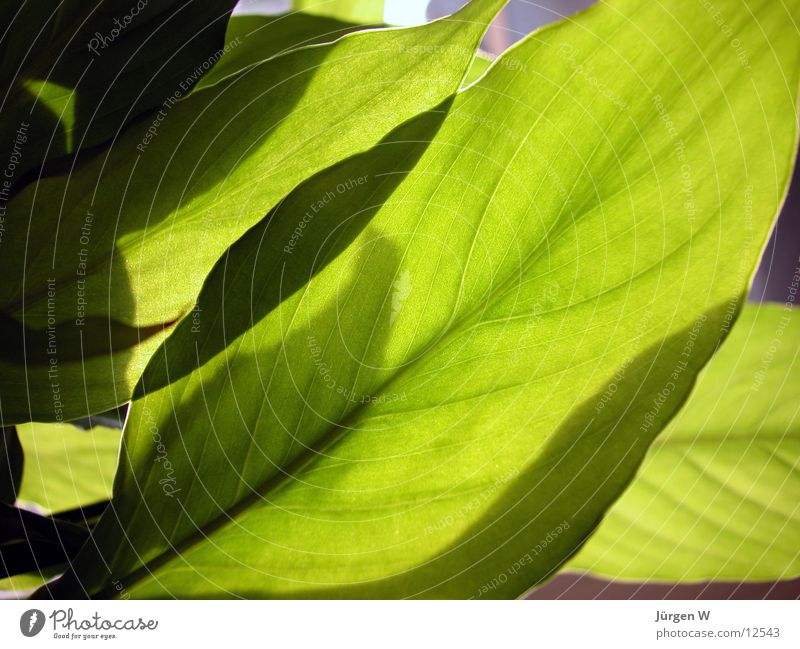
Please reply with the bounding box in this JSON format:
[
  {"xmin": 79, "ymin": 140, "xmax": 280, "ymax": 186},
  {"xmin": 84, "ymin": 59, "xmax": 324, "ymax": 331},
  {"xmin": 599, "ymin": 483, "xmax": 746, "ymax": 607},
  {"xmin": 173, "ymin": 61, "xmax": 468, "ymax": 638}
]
[
  {"xmin": 49, "ymin": 0, "xmax": 800, "ymax": 598},
  {"xmin": 0, "ymin": 0, "xmax": 504, "ymax": 424},
  {"xmin": 0, "ymin": 504, "xmax": 88, "ymax": 579},
  {"xmin": 0, "ymin": 0, "xmax": 237, "ymax": 185}
]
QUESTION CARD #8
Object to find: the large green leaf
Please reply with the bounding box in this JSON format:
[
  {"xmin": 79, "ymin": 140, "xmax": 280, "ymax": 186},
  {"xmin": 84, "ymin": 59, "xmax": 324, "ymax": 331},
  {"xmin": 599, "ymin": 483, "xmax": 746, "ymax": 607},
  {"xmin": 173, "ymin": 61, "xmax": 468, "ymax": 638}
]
[
  {"xmin": 15, "ymin": 422, "xmax": 120, "ymax": 515},
  {"xmin": 569, "ymin": 304, "xmax": 800, "ymax": 582},
  {"xmin": 0, "ymin": 0, "xmax": 504, "ymax": 425},
  {"xmin": 0, "ymin": 1, "xmax": 236, "ymax": 183},
  {"xmin": 200, "ymin": 13, "xmax": 490, "ymax": 92},
  {"xmin": 50, "ymin": 0, "xmax": 799, "ymax": 599}
]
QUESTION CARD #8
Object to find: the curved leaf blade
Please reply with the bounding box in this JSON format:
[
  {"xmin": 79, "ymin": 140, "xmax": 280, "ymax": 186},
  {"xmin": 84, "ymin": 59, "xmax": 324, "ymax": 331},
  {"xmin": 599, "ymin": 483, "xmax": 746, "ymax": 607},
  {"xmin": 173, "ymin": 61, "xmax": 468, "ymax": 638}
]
[
  {"xmin": 0, "ymin": 566, "xmax": 62, "ymax": 599},
  {"xmin": 569, "ymin": 304, "xmax": 800, "ymax": 582},
  {"xmin": 53, "ymin": 0, "xmax": 800, "ymax": 598},
  {"xmin": 0, "ymin": 0, "xmax": 504, "ymax": 424},
  {"xmin": 197, "ymin": 13, "xmax": 376, "ymax": 89}
]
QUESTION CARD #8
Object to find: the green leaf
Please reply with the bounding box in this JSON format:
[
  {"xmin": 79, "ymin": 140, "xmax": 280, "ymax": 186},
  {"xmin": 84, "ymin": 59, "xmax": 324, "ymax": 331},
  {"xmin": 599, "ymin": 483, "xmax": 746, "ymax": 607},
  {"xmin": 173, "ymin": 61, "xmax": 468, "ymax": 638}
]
[
  {"xmin": 294, "ymin": 0, "xmax": 384, "ymax": 23},
  {"xmin": 0, "ymin": 503, "xmax": 89, "ymax": 579},
  {"xmin": 0, "ymin": 0, "xmax": 504, "ymax": 424},
  {"xmin": 15, "ymin": 422, "xmax": 121, "ymax": 515},
  {"xmin": 462, "ymin": 51, "xmax": 493, "ymax": 87},
  {"xmin": 569, "ymin": 304, "xmax": 800, "ymax": 582},
  {"xmin": 197, "ymin": 13, "xmax": 380, "ymax": 89},
  {"xmin": 201, "ymin": 12, "xmax": 487, "ymax": 92},
  {"xmin": 53, "ymin": 0, "xmax": 799, "ymax": 599},
  {"xmin": 0, "ymin": 1, "xmax": 237, "ymax": 183},
  {"xmin": 0, "ymin": 427, "xmax": 23, "ymax": 505}
]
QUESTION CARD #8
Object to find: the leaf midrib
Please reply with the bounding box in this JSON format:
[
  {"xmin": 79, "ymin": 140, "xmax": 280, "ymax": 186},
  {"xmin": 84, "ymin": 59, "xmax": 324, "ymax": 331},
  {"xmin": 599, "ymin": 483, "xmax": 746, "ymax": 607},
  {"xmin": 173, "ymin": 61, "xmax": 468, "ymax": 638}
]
[{"xmin": 100, "ymin": 0, "xmax": 800, "ymax": 595}]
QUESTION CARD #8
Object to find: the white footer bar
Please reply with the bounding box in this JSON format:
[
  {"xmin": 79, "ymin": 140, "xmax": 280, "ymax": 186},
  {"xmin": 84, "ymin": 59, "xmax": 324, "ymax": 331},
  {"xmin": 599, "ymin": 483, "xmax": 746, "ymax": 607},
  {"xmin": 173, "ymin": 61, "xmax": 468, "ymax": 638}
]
[{"xmin": 1, "ymin": 600, "xmax": 797, "ymax": 648}]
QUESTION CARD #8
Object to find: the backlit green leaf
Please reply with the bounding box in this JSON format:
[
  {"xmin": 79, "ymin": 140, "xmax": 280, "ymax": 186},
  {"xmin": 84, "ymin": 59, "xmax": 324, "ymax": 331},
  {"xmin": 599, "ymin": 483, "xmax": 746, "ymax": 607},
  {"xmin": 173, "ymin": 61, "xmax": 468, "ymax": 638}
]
[
  {"xmin": 569, "ymin": 304, "xmax": 800, "ymax": 582},
  {"xmin": 0, "ymin": 566, "xmax": 62, "ymax": 599},
  {"xmin": 50, "ymin": 0, "xmax": 800, "ymax": 599},
  {"xmin": 201, "ymin": 13, "xmax": 490, "ymax": 91},
  {"xmin": 0, "ymin": 427, "xmax": 22, "ymax": 505},
  {"xmin": 0, "ymin": 0, "xmax": 504, "ymax": 424},
  {"xmin": 197, "ymin": 13, "xmax": 373, "ymax": 89}
]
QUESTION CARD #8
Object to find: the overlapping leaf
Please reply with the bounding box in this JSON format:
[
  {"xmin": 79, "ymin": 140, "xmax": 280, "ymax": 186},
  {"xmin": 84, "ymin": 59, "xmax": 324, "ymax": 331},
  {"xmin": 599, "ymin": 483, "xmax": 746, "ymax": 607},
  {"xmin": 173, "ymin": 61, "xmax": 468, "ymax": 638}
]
[
  {"xmin": 197, "ymin": 13, "xmax": 372, "ymax": 89},
  {"xmin": 199, "ymin": 12, "xmax": 492, "ymax": 91},
  {"xmin": 0, "ymin": 420, "xmax": 119, "ymax": 589},
  {"xmin": 0, "ymin": 0, "xmax": 505, "ymax": 424},
  {"xmin": 0, "ymin": 567, "xmax": 61, "ymax": 599},
  {"xmin": 15, "ymin": 422, "xmax": 120, "ymax": 514},
  {"xmin": 569, "ymin": 304, "xmax": 800, "ymax": 582},
  {"xmin": 49, "ymin": 0, "xmax": 800, "ymax": 599}
]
